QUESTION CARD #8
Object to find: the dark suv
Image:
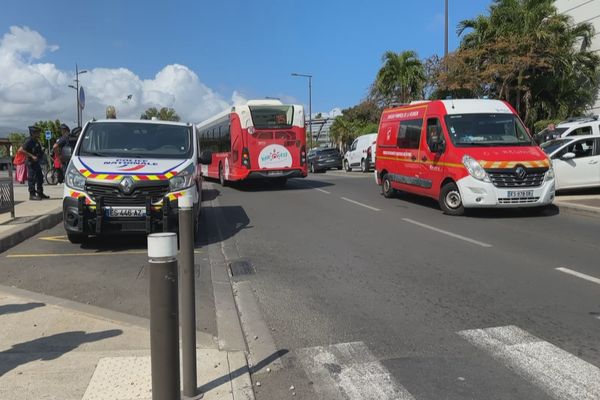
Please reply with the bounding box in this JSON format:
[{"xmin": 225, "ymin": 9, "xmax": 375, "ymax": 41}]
[{"xmin": 307, "ymin": 147, "xmax": 343, "ymax": 173}]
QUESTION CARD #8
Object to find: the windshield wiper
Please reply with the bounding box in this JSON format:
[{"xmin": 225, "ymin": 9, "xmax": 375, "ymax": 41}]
[{"xmin": 82, "ymin": 151, "xmax": 110, "ymax": 157}]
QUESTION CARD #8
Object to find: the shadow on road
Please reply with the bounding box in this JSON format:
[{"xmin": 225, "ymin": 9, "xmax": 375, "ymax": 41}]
[
  {"xmin": 197, "ymin": 205, "xmax": 250, "ymax": 247},
  {"xmin": 197, "ymin": 349, "xmax": 289, "ymax": 394},
  {"xmin": 0, "ymin": 302, "xmax": 45, "ymax": 316},
  {"xmin": 0, "ymin": 329, "xmax": 122, "ymax": 377},
  {"xmin": 391, "ymin": 192, "xmax": 560, "ymax": 218},
  {"xmin": 209, "ymin": 178, "xmax": 334, "ymax": 192}
]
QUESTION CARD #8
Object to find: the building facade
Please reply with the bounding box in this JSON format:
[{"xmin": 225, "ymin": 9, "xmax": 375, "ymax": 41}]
[{"xmin": 555, "ymin": 0, "xmax": 600, "ymax": 114}]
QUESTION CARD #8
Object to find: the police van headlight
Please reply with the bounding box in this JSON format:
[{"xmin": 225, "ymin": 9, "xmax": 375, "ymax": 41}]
[
  {"xmin": 463, "ymin": 155, "xmax": 490, "ymax": 182},
  {"xmin": 545, "ymin": 165, "xmax": 555, "ymax": 182},
  {"xmin": 169, "ymin": 164, "xmax": 195, "ymax": 191},
  {"xmin": 66, "ymin": 163, "xmax": 86, "ymax": 190}
]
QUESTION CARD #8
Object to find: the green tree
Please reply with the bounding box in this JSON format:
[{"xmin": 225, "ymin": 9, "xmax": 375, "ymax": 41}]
[
  {"xmin": 439, "ymin": 0, "xmax": 600, "ymax": 127},
  {"xmin": 371, "ymin": 50, "xmax": 426, "ymax": 107},
  {"xmin": 141, "ymin": 107, "xmax": 181, "ymax": 121},
  {"xmin": 329, "ymin": 101, "xmax": 382, "ymax": 149}
]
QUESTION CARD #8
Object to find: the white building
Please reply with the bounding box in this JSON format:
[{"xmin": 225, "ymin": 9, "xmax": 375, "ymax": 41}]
[{"xmin": 555, "ymin": 0, "xmax": 600, "ymax": 114}]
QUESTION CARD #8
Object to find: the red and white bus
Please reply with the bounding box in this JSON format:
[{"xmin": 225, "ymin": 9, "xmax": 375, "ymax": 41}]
[{"xmin": 197, "ymin": 99, "xmax": 307, "ymax": 185}]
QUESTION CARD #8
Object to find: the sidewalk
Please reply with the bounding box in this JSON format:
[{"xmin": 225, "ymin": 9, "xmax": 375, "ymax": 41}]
[
  {"xmin": 0, "ymin": 183, "xmax": 255, "ymax": 400},
  {"xmin": 554, "ymin": 189, "xmax": 600, "ymax": 217}
]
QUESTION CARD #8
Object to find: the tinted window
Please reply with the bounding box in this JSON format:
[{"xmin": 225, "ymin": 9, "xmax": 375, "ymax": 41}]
[
  {"xmin": 397, "ymin": 119, "xmax": 422, "ymax": 149},
  {"xmin": 426, "ymin": 118, "xmax": 443, "ymax": 151},
  {"xmin": 249, "ymin": 106, "xmax": 293, "ymax": 129}
]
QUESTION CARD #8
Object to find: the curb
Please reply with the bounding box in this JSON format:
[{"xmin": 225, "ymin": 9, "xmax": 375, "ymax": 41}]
[
  {"xmin": 555, "ymin": 201, "xmax": 600, "ymax": 218},
  {"xmin": 0, "ymin": 206, "xmax": 63, "ymax": 254}
]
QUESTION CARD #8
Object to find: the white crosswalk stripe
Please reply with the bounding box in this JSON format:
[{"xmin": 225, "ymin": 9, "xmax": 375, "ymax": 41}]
[
  {"xmin": 458, "ymin": 325, "xmax": 600, "ymax": 400},
  {"xmin": 296, "ymin": 341, "xmax": 415, "ymax": 400}
]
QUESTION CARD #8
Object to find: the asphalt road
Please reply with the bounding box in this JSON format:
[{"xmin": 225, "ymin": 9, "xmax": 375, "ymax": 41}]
[
  {"xmin": 212, "ymin": 170, "xmax": 600, "ymax": 400},
  {"xmin": 0, "ymin": 172, "xmax": 599, "ymax": 399}
]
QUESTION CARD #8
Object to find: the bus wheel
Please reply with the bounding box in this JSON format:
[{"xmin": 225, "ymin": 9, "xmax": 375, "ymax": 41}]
[
  {"xmin": 219, "ymin": 164, "xmax": 226, "ymax": 186},
  {"xmin": 382, "ymin": 174, "xmax": 395, "ymax": 198},
  {"xmin": 344, "ymin": 160, "xmax": 351, "ymax": 172},
  {"xmin": 439, "ymin": 182, "xmax": 465, "ymax": 216}
]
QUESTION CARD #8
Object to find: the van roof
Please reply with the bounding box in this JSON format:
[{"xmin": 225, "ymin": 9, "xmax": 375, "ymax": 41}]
[
  {"xmin": 384, "ymin": 99, "xmax": 512, "ymax": 115},
  {"xmin": 89, "ymin": 119, "xmax": 191, "ymax": 127}
]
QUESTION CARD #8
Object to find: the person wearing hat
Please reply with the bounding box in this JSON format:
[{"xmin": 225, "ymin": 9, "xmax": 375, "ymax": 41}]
[
  {"xmin": 52, "ymin": 123, "xmax": 70, "ymax": 183},
  {"xmin": 18, "ymin": 126, "xmax": 48, "ymax": 200}
]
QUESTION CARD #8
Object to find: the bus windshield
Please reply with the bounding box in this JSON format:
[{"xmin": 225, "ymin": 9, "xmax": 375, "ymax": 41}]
[
  {"xmin": 249, "ymin": 106, "xmax": 294, "ymax": 129},
  {"xmin": 444, "ymin": 113, "xmax": 534, "ymax": 147},
  {"xmin": 78, "ymin": 122, "xmax": 192, "ymax": 159}
]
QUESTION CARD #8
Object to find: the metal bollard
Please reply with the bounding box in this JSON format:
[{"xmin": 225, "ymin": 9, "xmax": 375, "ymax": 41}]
[
  {"xmin": 148, "ymin": 232, "xmax": 180, "ymax": 400},
  {"xmin": 178, "ymin": 195, "xmax": 200, "ymax": 399}
]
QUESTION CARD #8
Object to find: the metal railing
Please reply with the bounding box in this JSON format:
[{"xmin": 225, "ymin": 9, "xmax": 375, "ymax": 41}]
[{"xmin": 0, "ymin": 158, "xmax": 15, "ymax": 219}]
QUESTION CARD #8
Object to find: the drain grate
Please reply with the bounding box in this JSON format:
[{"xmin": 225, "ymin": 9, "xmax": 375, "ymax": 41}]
[{"xmin": 229, "ymin": 260, "xmax": 254, "ymax": 276}]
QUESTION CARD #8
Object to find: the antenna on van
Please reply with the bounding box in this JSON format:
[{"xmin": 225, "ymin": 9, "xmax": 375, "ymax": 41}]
[{"xmin": 446, "ymin": 96, "xmax": 455, "ymax": 110}]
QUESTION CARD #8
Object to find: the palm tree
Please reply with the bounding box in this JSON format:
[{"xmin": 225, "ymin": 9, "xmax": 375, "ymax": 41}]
[
  {"xmin": 442, "ymin": 0, "xmax": 599, "ymax": 127},
  {"xmin": 372, "ymin": 50, "xmax": 426, "ymax": 106},
  {"xmin": 140, "ymin": 107, "xmax": 181, "ymax": 121}
]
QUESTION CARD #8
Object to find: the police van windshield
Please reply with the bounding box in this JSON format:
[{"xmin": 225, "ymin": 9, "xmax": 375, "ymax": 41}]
[
  {"xmin": 78, "ymin": 122, "xmax": 193, "ymax": 159},
  {"xmin": 444, "ymin": 113, "xmax": 534, "ymax": 147}
]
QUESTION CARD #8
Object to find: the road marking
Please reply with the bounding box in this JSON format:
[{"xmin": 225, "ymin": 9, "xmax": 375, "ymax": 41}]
[
  {"xmin": 341, "ymin": 197, "xmax": 381, "ymax": 211},
  {"xmin": 459, "ymin": 325, "xmax": 600, "ymax": 400},
  {"xmin": 39, "ymin": 235, "xmax": 70, "ymax": 242},
  {"xmin": 402, "ymin": 218, "xmax": 492, "ymax": 247},
  {"xmin": 315, "ymin": 188, "xmax": 331, "ymax": 194},
  {"xmin": 6, "ymin": 250, "xmax": 203, "ymax": 258},
  {"xmin": 297, "ymin": 341, "xmax": 415, "ymax": 400},
  {"xmin": 555, "ymin": 267, "xmax": 600, "ymax": 286}
]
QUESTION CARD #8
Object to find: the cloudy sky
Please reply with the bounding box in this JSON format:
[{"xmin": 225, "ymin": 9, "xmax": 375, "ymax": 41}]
[{"xmin": 0, "ymin": 1, "xmax": 489, "ymax": 133}]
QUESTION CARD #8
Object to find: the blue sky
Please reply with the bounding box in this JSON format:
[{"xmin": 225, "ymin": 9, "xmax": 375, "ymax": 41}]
[{"xmin": 0, "ymin": 0, "xmax": 491, "ymax": 129}]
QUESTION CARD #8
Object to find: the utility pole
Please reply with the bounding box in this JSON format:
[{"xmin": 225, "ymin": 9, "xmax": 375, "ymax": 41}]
[
  {"xmin": 291, "ymin": 73, "xmax": 313, "ymax": 149},
  {"xmin": 68, "ymin": 64, "xmax": 87, "ymax": 127}
]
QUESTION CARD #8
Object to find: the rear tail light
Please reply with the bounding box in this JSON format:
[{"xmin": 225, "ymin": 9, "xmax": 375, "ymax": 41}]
[
  {"xmin": 242, "ymin": 147, "xmax": 250, "ymax": 168},
  {"xmin": 300, "ymin": 146, "xmax": 306, "ymax": 166}
]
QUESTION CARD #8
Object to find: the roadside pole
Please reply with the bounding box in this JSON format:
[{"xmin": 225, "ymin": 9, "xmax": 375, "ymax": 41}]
[
  {"xmin": 148, "ymin": 232, "xmax": 180, "ymax": 400},
  {"xmin": 179, "ymin": 195, "xmax": 200, "ymax": 399}
]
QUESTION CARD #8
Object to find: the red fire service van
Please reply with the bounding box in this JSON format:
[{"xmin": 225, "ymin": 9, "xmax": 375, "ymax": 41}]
[{"xmin": 374, "ymin": 99, "xmax": 555, "ymax": 215}]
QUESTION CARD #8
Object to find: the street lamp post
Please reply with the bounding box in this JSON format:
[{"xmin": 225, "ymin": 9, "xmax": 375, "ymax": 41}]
[
  {"xmin": 68, "ymin": 64, "xmax": 87, "ymax": 127},
  {"xmin": 291, "ymin": 73, "xmax": 313, "ymax": 149}
]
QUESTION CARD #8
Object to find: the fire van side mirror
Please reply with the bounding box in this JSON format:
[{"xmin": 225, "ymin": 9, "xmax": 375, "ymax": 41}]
[{"xmin": 199, "ymin": 150, "xmax": 213, "ymax": 165}]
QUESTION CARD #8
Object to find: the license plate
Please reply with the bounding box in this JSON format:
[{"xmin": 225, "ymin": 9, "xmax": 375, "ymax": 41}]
[
  {"xmin": 105, "ymin": 207, "xmax": 146, "ymax": 217},
  {"xmin": 265, "ymin": 170, "xmax": 283, "ymax": 176},
  {"xmin": 507, "ymin": 190, "xmax": 533, "ymax": 198}
]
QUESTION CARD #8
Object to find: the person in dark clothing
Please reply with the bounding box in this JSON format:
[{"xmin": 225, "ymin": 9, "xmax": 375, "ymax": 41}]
[
  {"xmin": 52, "ymin": 123, "xmax": 70, "ymax": 183},
  {"xmin": 18, "ymin": 126, "xmax": 48, "ymax": 200}
]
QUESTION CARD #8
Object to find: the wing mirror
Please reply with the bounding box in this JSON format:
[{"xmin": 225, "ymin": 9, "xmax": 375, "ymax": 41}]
[
  {"xmin": 561, "ymin": 152, "xmax": 576, "ymax": 160},
  {"xmin": 199, "ymin": 150, "xmax": 213, "ymax": 165},
  {"xmin": 60, "ymin": 146, "xmax": 73, "ymax": 164}
]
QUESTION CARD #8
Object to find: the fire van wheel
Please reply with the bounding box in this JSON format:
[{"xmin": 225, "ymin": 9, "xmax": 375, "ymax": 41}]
[
  {"xmin": 381, "ymin": 174, "xmax": 395, "ymax": 198},
  {"xmin": 439, "ymin": 182, "xmax": 465, "ymax": 216},
  {"xmin": 67, "ymin": 232, "xmax": 86, "ymax": 244},
  {"xmin": 344, "ymin": 160, "xmax": 351, "ymax": 172}
]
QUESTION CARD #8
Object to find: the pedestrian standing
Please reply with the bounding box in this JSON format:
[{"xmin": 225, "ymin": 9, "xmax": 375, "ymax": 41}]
[
  {"xmin": 13, "ymin": 148, "xmax": 27, "ymax": 184},
  {"xmin": 18, "ymin": 126, "xmax": 48, "ymax": 200},
  {"xmin": 52, "ymin": 123, "xmax": 70, "ymax": 183},
  {"xmin": 106, "ymin": 105, "xmax": 117, "ymax": 119}
]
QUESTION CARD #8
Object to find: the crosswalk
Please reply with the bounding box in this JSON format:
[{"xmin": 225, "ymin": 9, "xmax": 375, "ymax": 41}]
[{"xmin": 294, "ymin": 325, "xmax": 600, "ymax": 400}]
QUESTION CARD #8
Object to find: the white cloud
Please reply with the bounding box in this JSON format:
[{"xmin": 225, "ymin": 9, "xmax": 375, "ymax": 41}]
[{"xmin": 0, "ymin": 26, "xmax": 242, "ymax": 131}]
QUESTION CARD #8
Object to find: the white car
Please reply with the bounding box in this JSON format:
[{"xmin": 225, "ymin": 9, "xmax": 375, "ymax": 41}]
[
  {"xmin": 343, "ymin": 133, "xmax": 377, "ymax": 172},
  {"xmin": 536, "ymin": 116, "xmax": 600, "ymax": 142},
  {"xmin": 542, "ymin": 135, "xmax": 600, "ymax": 190}
]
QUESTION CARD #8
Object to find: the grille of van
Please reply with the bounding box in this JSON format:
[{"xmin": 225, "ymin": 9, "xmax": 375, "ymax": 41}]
[
  {"xmin": 86, "ymin": 183, "xmax": 170, "ymax": 206},
  {"xmin": 486, "ymin": 169, "xmax": 546, "ymax": 188},
  {"xmin": 498, "ymin": 197, "xmax": 540, "ymax": 204}
]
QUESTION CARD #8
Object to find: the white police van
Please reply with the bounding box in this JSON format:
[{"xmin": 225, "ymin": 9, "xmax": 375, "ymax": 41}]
[{"xmin": 62, "ymin": 119, "xmax": 211, "ymax": 243}]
